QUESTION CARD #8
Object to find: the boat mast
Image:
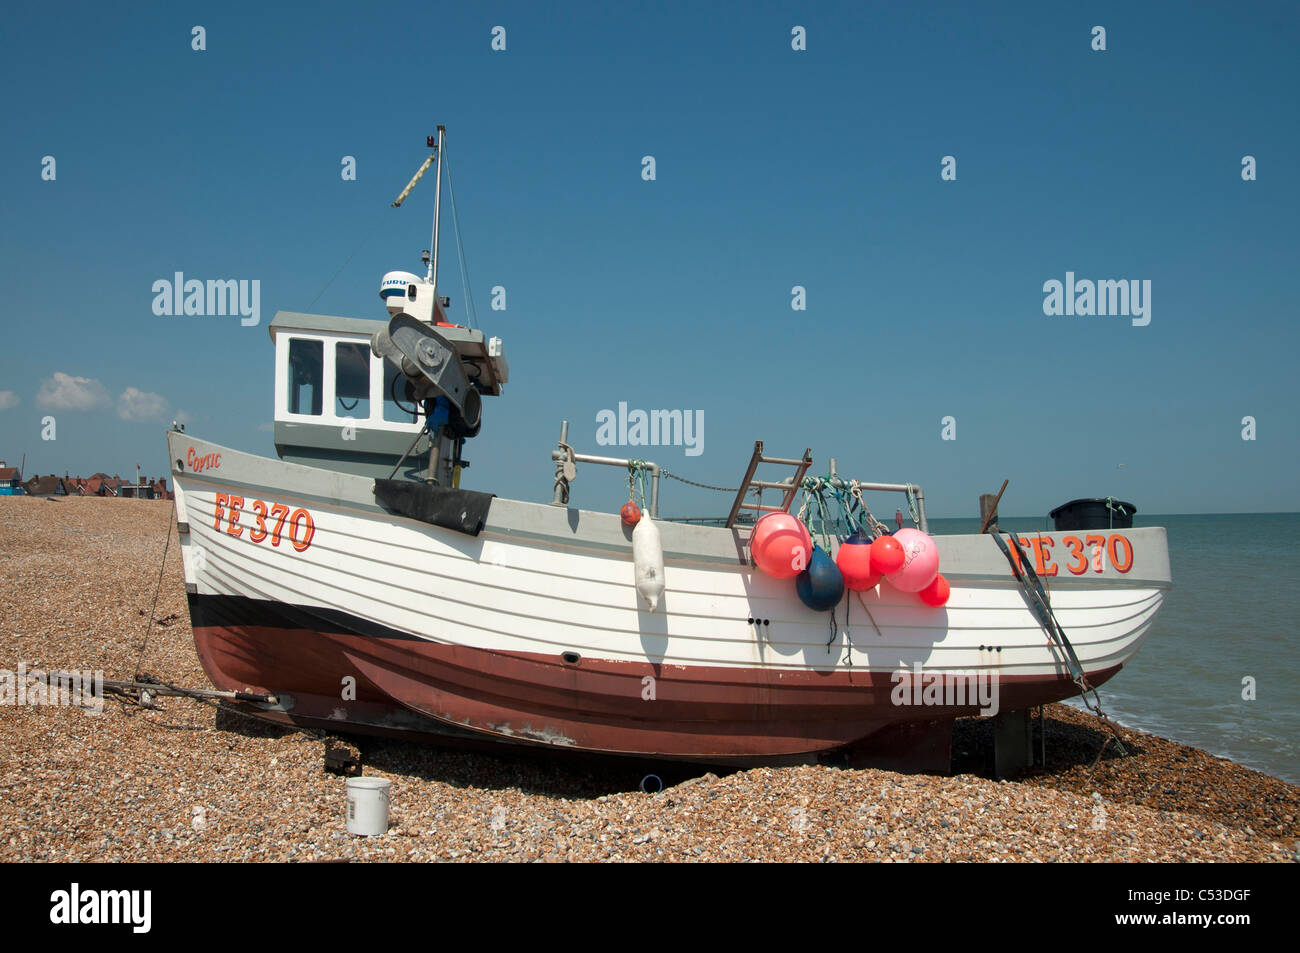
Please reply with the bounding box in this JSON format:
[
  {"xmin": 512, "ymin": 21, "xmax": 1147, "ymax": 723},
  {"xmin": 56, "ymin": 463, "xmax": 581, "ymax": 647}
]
[{"xmin": 427, "ymin": 124, "xmax": 445, "ymax": 295}]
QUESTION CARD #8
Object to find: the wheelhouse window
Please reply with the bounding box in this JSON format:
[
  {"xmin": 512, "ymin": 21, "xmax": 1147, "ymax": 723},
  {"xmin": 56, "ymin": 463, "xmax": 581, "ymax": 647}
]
[
  {"xmin": 335, "ymin": 342, "xmax": 371, "ymax": 420},
  {"xmin": 288, "ymin": 339, "xmax": 323, "ymax": 416}
]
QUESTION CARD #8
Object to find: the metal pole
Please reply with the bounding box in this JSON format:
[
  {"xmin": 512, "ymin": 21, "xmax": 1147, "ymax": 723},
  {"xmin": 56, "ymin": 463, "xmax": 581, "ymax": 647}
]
[
  {"xmin": 552, "ymin": 420, "xmax": 570, "ymax": 506},
  {"xmin": 426, "ymin": 424, "xmax": 441, "ymax": 485},
  {"xmin": 548, "ymin": 446, "xmax": 662, "ymax": 515},
  {"xmin": 427, "ymin": 125, "xmax": 445, "ymax": 291},
  {"xmin": 388, "ymin": 423, "xmax": 429, "ymax": 480},
  {"xmin": 819, "ymin": 476, "xmax": 928, "ymax": 532}
]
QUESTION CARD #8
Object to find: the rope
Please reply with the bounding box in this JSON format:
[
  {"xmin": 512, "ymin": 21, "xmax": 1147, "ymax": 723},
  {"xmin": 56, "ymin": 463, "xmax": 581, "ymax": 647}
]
[
  {"xmin": 905, "ymin": 484, "xmax": 921, "ymax": 526},
  {"xmin": 304, "ymin": 211, "xmax": 387, "ymax": 313},
  {"xmin": 816, "ymin": 486, "xmax": 836, "ymax": 549},
  {"xmin": 849, "ymin": 481, "xmax": 890, "ymax": 538},
  {"xmin": 798, "ymin": 478, "xmax": 830, "ymax": 550},
  {"xmin": 1104, "ymin": 496, "xmax": 1129, "ymax": 528},
  {"xmin": 627, "ymin": 459, "xmax": 650, "ymax": 509},
  {"xmin": 442, "ymin": 141, "xmax": 479, "ymax": 331},
  {"xmin": 854, "ymin": 589, "xmax": 885, "ymax": 639},
  {"xmin": 132, "ymin": 497, "xmax": 177, "ymax": 681},
  {"xmin": 840, "ymin": 596, "xmax": 853, "ymax": 666},
  {"xmin": 829, "ymin": 482, "xmax": 854, "ymax": 534},
  {"xmin": 553, "ymin": 442, "xmax": 574, "ymax": 504}
]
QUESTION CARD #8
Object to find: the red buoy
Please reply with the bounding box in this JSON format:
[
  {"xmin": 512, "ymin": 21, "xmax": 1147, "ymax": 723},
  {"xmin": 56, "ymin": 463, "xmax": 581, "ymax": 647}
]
[
  {"xmin": 620, "ymin": 500, "xmax": 642, "ymax": 526},
  {"xmin": 870, "ymin": 535, "xmax": 905, "ymax": 575},
  {"xmin": 836, "ymin": 532, "xmax": 881, "ymax": 591},
  {"xmin": 919, "ymin": 573, "xmax": 951, "ymax": 607}
]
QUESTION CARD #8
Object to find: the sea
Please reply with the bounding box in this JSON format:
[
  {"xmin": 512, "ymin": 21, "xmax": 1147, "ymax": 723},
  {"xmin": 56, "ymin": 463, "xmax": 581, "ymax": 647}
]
[{"xmin": 927, "ymin": 513, "xmax": 1300, "ymax": 785}]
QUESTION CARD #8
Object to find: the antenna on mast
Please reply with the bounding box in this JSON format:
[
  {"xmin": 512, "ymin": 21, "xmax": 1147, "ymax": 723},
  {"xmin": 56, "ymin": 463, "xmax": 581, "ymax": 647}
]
[{"xmin": 389, "ymin": 125, "xmax": 446, "ymax": 295}]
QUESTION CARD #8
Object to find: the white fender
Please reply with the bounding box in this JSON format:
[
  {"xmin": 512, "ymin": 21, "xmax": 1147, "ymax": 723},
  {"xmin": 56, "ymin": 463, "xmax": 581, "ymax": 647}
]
[{"xmin": 632, "ymin": 515, "xmax": 665, "ymax": 612}]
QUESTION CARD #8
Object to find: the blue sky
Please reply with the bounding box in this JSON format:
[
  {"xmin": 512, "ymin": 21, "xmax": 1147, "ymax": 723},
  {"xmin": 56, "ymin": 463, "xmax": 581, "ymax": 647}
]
[{"xmin": 1, "ymin": 0, "xmax": 1296, "ymax": 518}]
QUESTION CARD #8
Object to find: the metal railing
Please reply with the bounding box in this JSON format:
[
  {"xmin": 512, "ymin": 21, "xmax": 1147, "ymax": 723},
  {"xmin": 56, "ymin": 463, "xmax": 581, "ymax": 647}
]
[
  {"xmin": 548, "ymin": 423, "xmax": 927, "ymax": 532},
  {"xmin": 551, "ymin": 421, "xmax": 660, "ymax": 517}
]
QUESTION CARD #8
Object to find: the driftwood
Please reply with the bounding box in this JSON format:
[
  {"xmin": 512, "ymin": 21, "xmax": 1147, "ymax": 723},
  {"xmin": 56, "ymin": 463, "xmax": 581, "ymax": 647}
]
[{"xmin": 979, "ymin": 480, "xmax": 1009, "ymax": 534}]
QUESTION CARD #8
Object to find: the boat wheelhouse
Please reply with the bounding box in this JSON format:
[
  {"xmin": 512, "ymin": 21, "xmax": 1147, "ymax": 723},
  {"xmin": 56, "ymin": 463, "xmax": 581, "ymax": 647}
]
[{"xmin": 270, "ymin": 303, "xmax": 506, "ymax": 481}]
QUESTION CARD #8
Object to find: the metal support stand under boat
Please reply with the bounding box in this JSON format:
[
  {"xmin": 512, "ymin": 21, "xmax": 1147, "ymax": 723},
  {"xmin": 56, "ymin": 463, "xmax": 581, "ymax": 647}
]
[
  {"xmin": 993, "ymin": 709, "xmax": 1034, "ymax": 779},
  {"xmin": 550, "ymin": 420, "xmax": 660, "ymax": 517},
  {"xmin": 1039, "ymin": 704, "xmax": 1047, "ymax": 767}
]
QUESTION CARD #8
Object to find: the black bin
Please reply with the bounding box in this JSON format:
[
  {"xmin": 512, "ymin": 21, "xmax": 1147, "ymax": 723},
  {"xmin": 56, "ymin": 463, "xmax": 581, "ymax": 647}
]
[{"xmin": 1048, "ymin": 498, "xmax": 1136, "ymax": 532}]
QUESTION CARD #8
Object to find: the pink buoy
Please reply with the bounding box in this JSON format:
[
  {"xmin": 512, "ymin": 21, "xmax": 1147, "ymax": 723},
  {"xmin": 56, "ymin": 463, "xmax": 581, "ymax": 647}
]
[
  {"xmin": 885, "ymin": 528, "xmax": 940, "ymax": 592},
  {"xmin": 751, "ymin": 512, "xmax": 812, "ymax": 579}
]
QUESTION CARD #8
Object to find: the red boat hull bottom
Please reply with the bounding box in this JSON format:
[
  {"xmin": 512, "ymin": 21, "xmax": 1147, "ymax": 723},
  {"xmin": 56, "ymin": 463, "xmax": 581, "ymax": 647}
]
[{"xmin": 188, "ymin": 593, "xmax": 1121, "ymax": 769}]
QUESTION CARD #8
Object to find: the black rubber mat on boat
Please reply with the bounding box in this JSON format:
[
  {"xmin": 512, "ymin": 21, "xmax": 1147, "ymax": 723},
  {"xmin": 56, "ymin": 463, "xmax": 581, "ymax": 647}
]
[{"xmin": 373, "ymin": 479, "xmax": 495, "ymax": 536}]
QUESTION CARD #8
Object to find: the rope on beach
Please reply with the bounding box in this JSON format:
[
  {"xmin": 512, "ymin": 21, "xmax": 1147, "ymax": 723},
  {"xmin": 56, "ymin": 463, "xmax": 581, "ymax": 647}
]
[{"xmin": 132, "ymin": 497, "xmax": 177, "ymax": 681}]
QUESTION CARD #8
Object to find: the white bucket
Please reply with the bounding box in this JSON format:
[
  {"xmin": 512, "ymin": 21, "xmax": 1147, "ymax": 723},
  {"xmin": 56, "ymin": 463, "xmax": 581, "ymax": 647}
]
[{"xmin": 345, "ymin": 777, "xmax": 391, "ymax": 836}]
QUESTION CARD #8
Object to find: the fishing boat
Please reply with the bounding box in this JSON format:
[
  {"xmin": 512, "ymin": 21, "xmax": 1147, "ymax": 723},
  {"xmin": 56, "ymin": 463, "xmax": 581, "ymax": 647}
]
[{"xmin": 167, "ymin": 128, "xmax": 1171, "ymax": 770}]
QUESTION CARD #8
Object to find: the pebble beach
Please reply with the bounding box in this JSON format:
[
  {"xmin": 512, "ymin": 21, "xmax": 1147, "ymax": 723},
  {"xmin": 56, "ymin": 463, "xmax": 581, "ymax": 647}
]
[{"xmin": 1, "ymin": 497, "xmax": 1296, "ymax": 863}]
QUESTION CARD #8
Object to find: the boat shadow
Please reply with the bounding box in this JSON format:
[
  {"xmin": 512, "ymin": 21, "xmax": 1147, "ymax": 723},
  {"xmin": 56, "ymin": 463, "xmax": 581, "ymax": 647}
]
[
  {"xmin": 951, "ymin": 707, "xmax": 1145, "ymax": 779},
  {"xmin": 355, "ymin": 735, "xmax": 737, "ymax": 798},
  {"xmin": 213, "ymin": 703, "xmax": 716, "ymax": 796},
  {"xmin": 213, "ymin": 706, "xmax": 1138, "ymax": 792},
  {"xmin": 215, "ymin": 705, "xmax": 302, "ymax": 739}
]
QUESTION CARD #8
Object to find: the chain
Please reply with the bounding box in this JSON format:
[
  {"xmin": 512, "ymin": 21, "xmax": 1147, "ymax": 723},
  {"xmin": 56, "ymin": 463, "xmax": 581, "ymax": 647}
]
[
  {"xmin": 658, "ymin": 468, "xmax": 739, "ymax": 494},
  {"xmin": 996, "ymin": 532, "xmax": 1129, "ymax": 761}
]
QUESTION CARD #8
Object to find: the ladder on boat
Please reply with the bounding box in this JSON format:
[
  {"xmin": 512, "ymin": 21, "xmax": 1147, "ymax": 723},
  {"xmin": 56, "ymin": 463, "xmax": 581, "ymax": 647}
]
[{"xmin": 724, "ymin": 441, "xmax": 814, "ymax": 529}]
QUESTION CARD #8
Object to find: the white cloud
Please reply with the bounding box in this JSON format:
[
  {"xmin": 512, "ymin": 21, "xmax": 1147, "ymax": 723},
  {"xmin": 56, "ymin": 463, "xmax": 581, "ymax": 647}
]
[
  {"xmin": 0, "ymin": 391, "xmax": 18, "ymax": 411},
  {"xmin": 117, "ymin": 387, "xmax": 170, "ymax": 421},
  {"xmin": 36, "ymin": 372, "xmax": 110, "ymax": 412}
]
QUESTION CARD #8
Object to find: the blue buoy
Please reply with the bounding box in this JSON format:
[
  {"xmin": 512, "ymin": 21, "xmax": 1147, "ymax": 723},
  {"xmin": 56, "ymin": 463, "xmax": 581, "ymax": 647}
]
[{"xmin": 795, "ymin": 545, "xmax": 845, "ymax": 612}]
